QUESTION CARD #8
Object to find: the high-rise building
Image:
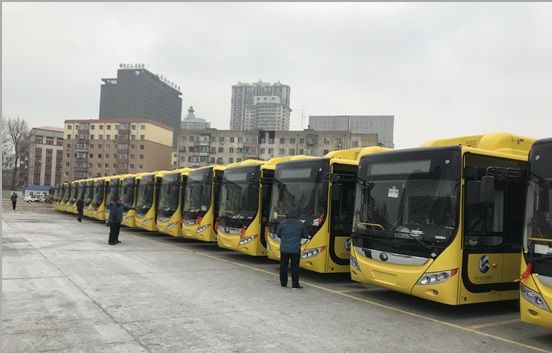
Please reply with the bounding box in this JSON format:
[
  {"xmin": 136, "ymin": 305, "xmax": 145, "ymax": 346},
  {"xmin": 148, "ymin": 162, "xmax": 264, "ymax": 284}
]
[
  {"xmin": 99, "ymin": 64, "xmax": 182, "ymax": 147},
  {"xmin": 61, "ymin": 119, "xmax": 173, "ymax": 182},
  {"xmin": 175, "ymin": 128, "xmax": 379, "ymax": 168},
  {"xmin": 27, "ymin": 127, "xmax": 64, "ymax": 186},
  {"xmin": 181, "ymin": 106, "xmax": 211, "ymax": 130},
  {"xmin": 230, "ymin": 81, "xmax": 291, "ymax": 130},
  {"xmin": 308, "ymin": 115, "xmax": 394, "ymax": 148}
]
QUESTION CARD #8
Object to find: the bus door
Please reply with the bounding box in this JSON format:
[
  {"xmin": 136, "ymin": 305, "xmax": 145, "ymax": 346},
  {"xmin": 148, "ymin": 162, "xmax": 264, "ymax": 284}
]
[
  {"xmin": 213, "ymin": 170, "xmax": 224, "ymax": 234},
  {"xmin": 329, "ymin": 163, "xmax": 358, "ymax": 266},
  {"xmin": 260, "ymin": 169, "xmax": 275, "ymax": 248},
  {"xmin": 462, "ymin": 154, "xmax": 527, "ymax": 294}
]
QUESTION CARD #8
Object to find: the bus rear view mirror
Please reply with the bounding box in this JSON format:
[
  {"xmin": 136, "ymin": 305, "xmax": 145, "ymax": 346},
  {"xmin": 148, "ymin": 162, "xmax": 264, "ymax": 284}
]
[{"xmin": 480, "ymin": 176, "xmax": 496, "ymax": 205}]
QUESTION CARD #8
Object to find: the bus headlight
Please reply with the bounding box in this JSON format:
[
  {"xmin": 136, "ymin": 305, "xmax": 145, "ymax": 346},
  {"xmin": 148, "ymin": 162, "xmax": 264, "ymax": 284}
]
[
  {"xmin": 167, "ymin": 222, "xmax": 177, "ymax": 229},
  {"xmin": 417, "ymin": 269, "xmax": 458, "ymax": 285},
  {"xmin": 239, "ymin": 235, "xmax": 256, "ymax": 245},
  {"xmin": 301, "ymin": 246, "xmax": 326, "ymax": 259},
  {"xmin": 350, "ymin": 256, "xmax": 361, "ymax": 271},
  {"xmin": 196, "ymin": 224, "xmax": 209, "ymax": 233},
  {"xmin": 521, "ymin": 284, "xmax": 551, "ymax": 312}
]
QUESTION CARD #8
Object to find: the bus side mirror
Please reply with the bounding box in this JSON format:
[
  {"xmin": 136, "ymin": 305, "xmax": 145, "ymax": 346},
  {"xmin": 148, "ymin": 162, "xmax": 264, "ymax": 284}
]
[{"xmin": 480, "ymin": 176, "xmax": 496, "ymax": 205}]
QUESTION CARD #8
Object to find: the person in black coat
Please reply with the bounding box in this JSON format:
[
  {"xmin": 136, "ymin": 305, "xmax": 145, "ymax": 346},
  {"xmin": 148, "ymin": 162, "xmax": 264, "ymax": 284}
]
[
  {"xmin": 107, "ymin": 197, "xmax": 124, "ymax": 245},
  {"xmin": 10, "ymin": 192, "xmax": 18, "ymax": 210},
  {"xmin": 76, "ymin": 198, "xmax": 84, "ymax": 222},
  {"xmin": 276, "ymin": 208, "xmax": 309, "ymax": 289}
]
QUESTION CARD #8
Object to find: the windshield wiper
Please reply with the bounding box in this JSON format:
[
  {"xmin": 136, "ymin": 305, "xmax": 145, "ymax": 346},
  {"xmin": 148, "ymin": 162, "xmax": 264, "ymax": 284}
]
[{"xmin": 393, "ymin": 228, "xmax": 437, "ymax": 257}]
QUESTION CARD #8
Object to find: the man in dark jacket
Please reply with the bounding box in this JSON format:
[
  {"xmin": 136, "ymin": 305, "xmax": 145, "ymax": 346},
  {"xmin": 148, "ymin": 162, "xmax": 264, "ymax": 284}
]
[
  {"xmin": 276, "ymin": 208, "xmax": 309, "ymax": 289},
  {"xmin": 107, "ymin": 197, "xmax": 123, "ymax": 245},
  {"xmin": 76, "ymin": 198, "xmax": 84, "ymax": 222},
  {"xmin": 10, "ymin": 192, "xmax": 18, "ymax": 210}
]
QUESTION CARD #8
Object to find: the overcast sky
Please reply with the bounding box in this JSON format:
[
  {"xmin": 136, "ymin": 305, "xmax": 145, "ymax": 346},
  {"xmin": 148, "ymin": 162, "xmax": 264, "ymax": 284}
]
[{"xmin": 3, "ymin": 2, "xmax": 552, "ymax": 148}]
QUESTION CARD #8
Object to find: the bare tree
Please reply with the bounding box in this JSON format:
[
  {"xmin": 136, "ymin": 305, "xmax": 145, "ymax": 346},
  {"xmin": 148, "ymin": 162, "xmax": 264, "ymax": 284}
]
[{"xmin": 6, "ymin": 116, "xmax": 30, "ymax": 189}]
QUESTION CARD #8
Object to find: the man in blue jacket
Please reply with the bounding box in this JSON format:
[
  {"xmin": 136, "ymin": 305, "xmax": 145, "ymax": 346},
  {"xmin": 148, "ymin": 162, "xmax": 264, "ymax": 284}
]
[
  {"xmin": 276, "ymin": 208, "xmax": 309, "ymax": 289},
  {"xmin": 107, "ymin": 197, "xmax": 123, "ymax": 245}
]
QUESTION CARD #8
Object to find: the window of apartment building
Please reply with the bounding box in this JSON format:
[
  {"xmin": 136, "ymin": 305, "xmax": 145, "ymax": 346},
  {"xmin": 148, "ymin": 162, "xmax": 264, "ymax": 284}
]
[
  {"xmin": 64, "ymin": 171, "xmax": 70, "ymax": 177},
  {"xmin": 139, "ymin": 154, "xmax": 144, "ymax": 159},
  {"xmin": 131, "ymin": 125, "xmax": 136, "ymax": 130},
  {"xmin": 269, "ymin": 138, "xmax": 274, "ymax": 144},
  {"xmin": 280, "ymin": 138, "xmax": 285, "ymax": 144},
  {"xmin": 107, "ymin": 125, "xmax": 111, "ymax": 130},
  {"xmin": 140, "ymin": 135, "xmax": 145, "ymax": 140},
  {"xmin": 236, "ymin": 158, "xmax": 242, "ymax": 163},
  {"xmin": 210, "ymin": 147, "xmax": 216, "ymax": 153},
  {"xmin": 324, "ymin": 138, "xmax": 330, "ymax": 145},
  {"xmin": 97, "ymin": 163, "xmax": 101, "ymax": 168},
  {"xmin": 140, "ymin": 125, "xmax": 145, "ymax": 130},
  {"xmin": 229, "ymin": 157, "xmax": 234, "ymax": 163},
  {"xmin": 260, "ymin": 137, "xmax": 265, "ymax": 144},
  {"xmin": 139, "ymin": 164, "xmax": 143, "ymax": 169},
  {"xmin": 229, "ymin": 147, "xmax": 234, "ymax": 153},
  {"xmin": 90, "ymin": 144, "xmax": 94, "ymax": 148},
  {"xmin": 57, "ymin": 140, "xmax": 63, "ymax": 146},
  {"xmin": 260, "ymin": 148, "xmax": 265, "ymax": 154},
  {"xmin": 66, "ymin": 153, "xmax": 70, "ymax": 158},
  {"xmin": 90, "ymin": 135, "xmax": 94, "ymax": 140},
  {"xmin": 323, "ymin": 149, "xmax": 329, "ymax": 155},
  {"xmin": 106, "ymin": 154, "xmax": 110, "ymax": 158},
  {"xmin": 352, "ymin": 140, "xmax": 359, "ymax": 147},
  {"xmin": 335, "ymin": 138, "xmax": 343, "ymax": 146},
  {"xmin": 90, "ymin": 125, "xmax": 95, "ymax": 130},
  {"xmin": 130, "ymin": 164, "xmax": 135, "ymax": 168},
  {"xmin": 218, "ymin": 147, "xmax": 223, "ymax": 153},
  {"xmin": 217, "ymin": 157, "xmax": 223, "ymax": 164},
  {"xmin": 99, "ymin": 125, "xmax": 104, "ymax": 130},
  {"xmin": 238, "ymin": 137, "xmax": 243, "ymax": 143},
  {"xmin": 65, "ymin": 162, "xmax": 70, "ymax": 167},
  {"xmin": 299, "ymin": 138, "xmax": 304, "ymax": 144},
  {"xmin": 230, "ymin": 137, "xmax": 235, "ymax": 143},
  {"xmin": 219, "ymin": 137, "xmax": 224, "ymax": 143},
  {"xmin": 279, "ymin": 149, "xmax": 285, "ymax": 155},
  {"xmin": 290, "ymin": 138, "xmax": 295, "ymax": 144},
  {"xmin": 98, "ymin": 144, "xmax": 103, "ymax": 149},
  {"xmin": 113, "ymin": 163, "xmax": 117, "ymax": 168},
  {"xmin": 299, "ymin": 149, "xmax": 304, "ymax": 154},
  {"xmin": 289, "ymin": 149, "xmax": 295, "ymax": 155},
  {"xmin": 66, "ymin": 143, "xmax": 71, "ymax": 148},
  {"xmin": 99, "ymin": 135, "xmax": 103, "ymax": 140},
  {"xmin": 130, "ymin": 154, "xmax": 134, "ymax": 159},
  {"xmin": 67, "ymin": 134, "xmax": 71, "ymax": 139},
  {"xmin": 114, "ymin": 135, "xmax": 118, "ymax": 140},
  {"xmin": 105, "ymin": 163, "xmax": 109, "ymax": 168},
  {"xmin": 115, "ymin": 124, "xmax": 119, "ymax": 130},
  {"xmin": 237, "ymin": 148, "xmax": 242, "ymax": 154},
  {"xmin": 199, "ymin": 146, "xmax": 209, "ymax": 153},
  {"xmin": 67, "ymin": 125, "xmax": 72, "ymax": 130},
  {"xmin": 106, "ymin": 134, "xmax": 111, "ymax": 139},
  {"xmin": 139, "ymin": 145, "xmax": 144, "ymax": 150},
  {"xmin": 268, "ymin": 148, "xmax": 273, "ymax": 154},
  {"xmin": 131, "ymin": 135, "xmax": 136, "ymax": 140},
  {"xmin": 210, "ymin": 157, "xmax": 215, "ymax": 163},
  {"xmin": 89, "ymin": 153, "xmax": 94, "ymax": 158}
]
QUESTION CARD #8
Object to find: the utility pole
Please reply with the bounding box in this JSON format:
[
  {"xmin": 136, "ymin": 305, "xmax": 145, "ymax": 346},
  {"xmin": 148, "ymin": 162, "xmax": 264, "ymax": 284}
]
[{"xmin": 300, "ymin": 104, "xmax": 305, "ymax": 130}]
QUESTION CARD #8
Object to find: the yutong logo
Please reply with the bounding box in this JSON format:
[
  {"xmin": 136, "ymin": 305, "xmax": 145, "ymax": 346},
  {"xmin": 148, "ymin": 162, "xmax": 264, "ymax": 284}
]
[
  {"xmin": 479, "ymin": 255, "xmax": 490, "ymax": 273},
  {"xmin": 379, "ymin": 252, "xmax": 389, "ymax": 262}
]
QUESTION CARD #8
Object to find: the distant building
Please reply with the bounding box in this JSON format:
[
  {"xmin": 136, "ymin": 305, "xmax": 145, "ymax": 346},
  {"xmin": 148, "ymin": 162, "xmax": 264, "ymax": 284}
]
[
  {"xmin": 230, "ymin": 81, "xmax": 291, "ymax": 131},
  {"xmin": 176, "ymin": 128, "xmax": 379, "ymax": 168},
  {"xmin": 181, "ymin": 106, "xmax": 211, "ymax": 130},
  {"xmin": 308, "ymin": 115, "xmax": 394, "ymax": 148},
  {"xmin": 99, "ymin": 64, "xmax": 182, "ymax": 147},
  {"xmin": 62, "ymin": 119, "xmax": 173, "ymax": 183},
  {"xmin": 27, "ymin": 127, "xmax": 64, "ymax": 186}
]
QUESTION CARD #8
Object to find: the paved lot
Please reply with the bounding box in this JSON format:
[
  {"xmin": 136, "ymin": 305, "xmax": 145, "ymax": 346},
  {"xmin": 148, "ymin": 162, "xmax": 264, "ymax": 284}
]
[{"xmin": 2, "ymin": 204, "xmax": 552, "ymax": 353}]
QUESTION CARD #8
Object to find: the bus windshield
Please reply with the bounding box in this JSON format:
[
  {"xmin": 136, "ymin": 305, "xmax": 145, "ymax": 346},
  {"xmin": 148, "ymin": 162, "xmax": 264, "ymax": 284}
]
[
  {"xmin": 269, "ymin": 159, "xmax": 329, "ymax": 237},
  {"xmin": 84, "ymin": 182, "xmax": 94, "ymax": 206},
  {"xmin": 135, "ymin": 175, "xmax": 154, "ymax": 216},
  {"xmin": 183, "ymin": 168, "xmax": 212, "ymax": 220},
  {"xmin": 219, "ymin": 166, "xmax": 260, "ymax": 226},
  {"xmin": 353, "ymin": 148, "xmax": 461, "ymax": 258},
  {"xmin": 63, "ymin": 185, "xmax": 71, "ymax": 202},
  {"xmin": 121, "ymin": 177, "xmax": 135, "ymax": 210},
  {"xmin": 157, "ymin": 173, "xmax": 181, "ymax": 219},
  {"xmin": 92, "ymin": 181, "xmax": 105, "ymax": 208},
  {"xmin": 77, "ymin": 183, "xmax": 86, "ymax": 200},
  {"xmin": 524, "ymin": 141, "xmax": 552, "ymax": 272},
  {"xmin": 106, "ymin": 179, "xmax": 119, "ymax": 208}
]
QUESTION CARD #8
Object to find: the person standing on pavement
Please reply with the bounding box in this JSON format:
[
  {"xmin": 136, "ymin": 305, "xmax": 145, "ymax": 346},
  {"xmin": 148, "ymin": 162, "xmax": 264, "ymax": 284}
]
[
  {"xmin": 10, "ymin": 192, "xmax": 18, "ymax": 210},
  {"xmin": 276, "ymin": 208, "xmax": 309, "ymax": 289},
  {"xmin": 76, "ymin": 197, "xmax": 84, "ymax": 222},
  {"xmin": 107, "ymin": 197, "xmax": 123, "ymax": 245}
]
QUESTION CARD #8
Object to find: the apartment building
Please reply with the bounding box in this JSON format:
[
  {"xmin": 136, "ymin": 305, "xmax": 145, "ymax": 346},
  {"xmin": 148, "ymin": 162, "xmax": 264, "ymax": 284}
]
[
  {"xmin": 62, "ymin": 119, "xmax": 173, "ymax": 182},
  {"xmin": 176, "ymin": 128, "xmax": 379, "ymax": 168},
  {"xmin": 27, "ymin": 127, "xmax": 64, "ymax": 186}
]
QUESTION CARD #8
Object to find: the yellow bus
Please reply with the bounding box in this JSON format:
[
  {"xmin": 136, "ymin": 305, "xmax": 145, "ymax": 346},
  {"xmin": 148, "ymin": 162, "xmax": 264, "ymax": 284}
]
[
  {"xmin": 266, "ymin": 147, "xmax": 389, "ymax": 273},
  {"xmin": 350, "ymin": 133, "xmax": 534, "ymax": 305},
  {"xmin": 182, "ymin": 165, "xmax": 225, "ymax": 242},
  {"xmin": 103, "ymin": 176, "xmax": 121, "ymax": 220},
  {"xmin": 90, "ymin": 177, "xmax": 108, "ymax": 220},
  {"xmin": 66, "ymin": 180, "xmax": 80, "ymax": 214},
  {"xmin": 156, "ymin": 169, "xmax": 192, "ymax": 237},
  {"xmin": 120, "ymin": 174, "xmax": 138, "ymax": 228},
  {"xmin": 83, "ymin": 178, "xmax": 96, "ymax": 218},
  {"xmin": 520, "ymin": 137, "xmax": 552, "ymax": 327},
  {"xmin": 135, "ymin": 171, "xmax": 163, "ymax": 231},
  {"xmin": 217, "ymin": 158, "xmax": 294, "ymax": 256},
  {"xmin": 53, "ymin": 184, "xmax": 65, "ymax": 211}
]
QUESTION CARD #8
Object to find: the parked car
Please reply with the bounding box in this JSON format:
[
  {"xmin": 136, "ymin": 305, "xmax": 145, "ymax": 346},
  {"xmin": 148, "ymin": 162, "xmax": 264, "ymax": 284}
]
[{"xmin": 24, "ymin": 195, "xmax": 45, "ymax": 203}]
